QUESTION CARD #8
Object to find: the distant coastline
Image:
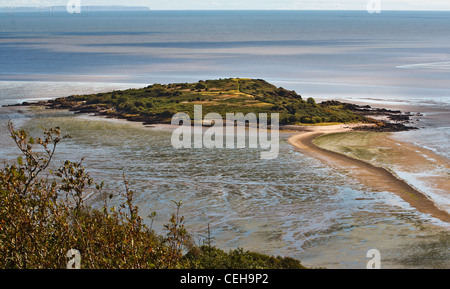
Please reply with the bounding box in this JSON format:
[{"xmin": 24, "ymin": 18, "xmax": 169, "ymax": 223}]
[{"xmin": 1, "ymin": 6, "xmax": 151, "ymax": 12}]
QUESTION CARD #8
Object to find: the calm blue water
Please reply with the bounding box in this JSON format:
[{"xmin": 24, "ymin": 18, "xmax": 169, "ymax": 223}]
[
  {"xmin": 1, "ymin": 10, "xmax": 450, "ymax": 92},
  {"xmin": 0, "ymin": 10, "xmax": 449, "ymax": 268}
]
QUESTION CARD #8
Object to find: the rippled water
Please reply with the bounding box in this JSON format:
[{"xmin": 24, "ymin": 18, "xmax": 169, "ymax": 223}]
[{"xmin": 1, "ymin": 106, "xmax": 448, "ymax": 269}]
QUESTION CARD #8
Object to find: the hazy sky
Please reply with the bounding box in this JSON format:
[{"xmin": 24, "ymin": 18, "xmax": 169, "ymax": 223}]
[{"xmin": 6, "ymin": 0, "xmax": 450, "ymax": 11}]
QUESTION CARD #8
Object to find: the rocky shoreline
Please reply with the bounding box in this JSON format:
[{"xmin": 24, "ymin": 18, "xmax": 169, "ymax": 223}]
[
  {"xmin": 7, "ymin": 98, "xmax": 420, "ymax": 132},
  {"xmin": 319, "ymin": 100, "xmax": 420, "ymax": 132}
]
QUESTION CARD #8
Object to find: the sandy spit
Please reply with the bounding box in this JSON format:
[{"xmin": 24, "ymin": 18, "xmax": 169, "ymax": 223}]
[{"xmin": 287, "ymin": 124, "xmax": 450, "ymax": 223}]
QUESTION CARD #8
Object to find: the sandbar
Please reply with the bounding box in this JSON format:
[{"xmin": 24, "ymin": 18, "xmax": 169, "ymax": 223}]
[{"xmin": 287, "ymin": 124, "xmax": 450, "ymax": 223}]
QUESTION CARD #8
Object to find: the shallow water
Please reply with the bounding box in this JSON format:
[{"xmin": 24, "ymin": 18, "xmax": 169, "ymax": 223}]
[{"xmin": 1, "ymin": 106, "xmax": 448, "ymax": 269}]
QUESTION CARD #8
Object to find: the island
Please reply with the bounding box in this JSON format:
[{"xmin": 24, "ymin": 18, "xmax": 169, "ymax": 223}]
[{"xmin": 18, "ymin": 78, "xmax": 417, "ymax": 131}]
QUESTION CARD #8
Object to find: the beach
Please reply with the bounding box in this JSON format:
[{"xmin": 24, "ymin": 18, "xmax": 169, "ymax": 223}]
[{"xmin": 288, "ymin": 125, "xmax": 450, "ymax": 224}]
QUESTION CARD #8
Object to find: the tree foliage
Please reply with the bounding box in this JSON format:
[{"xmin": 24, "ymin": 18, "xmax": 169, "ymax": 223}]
[{"xmin": 49, "ymin": 78, "xmax": 367, "ymax": 125}]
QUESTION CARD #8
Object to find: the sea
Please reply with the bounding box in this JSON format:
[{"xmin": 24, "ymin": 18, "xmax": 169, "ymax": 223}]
[{"xmin": 0, "ymin": 10, "xmax": 449, "ymax": 268}]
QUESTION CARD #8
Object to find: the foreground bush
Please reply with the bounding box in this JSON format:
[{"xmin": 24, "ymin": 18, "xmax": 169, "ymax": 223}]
[
  {"xmin": 0, "ymin": 122, "xmax": 306, "ymax": 269},
  {"xmin": 184, "ymin": 246, "xmax": 306, "ymax": 269}
]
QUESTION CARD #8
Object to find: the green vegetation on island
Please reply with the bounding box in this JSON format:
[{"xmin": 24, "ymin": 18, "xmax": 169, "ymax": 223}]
[{"xmin": 44, "ymin": 78, "xmax": 369, "ymax": 125}]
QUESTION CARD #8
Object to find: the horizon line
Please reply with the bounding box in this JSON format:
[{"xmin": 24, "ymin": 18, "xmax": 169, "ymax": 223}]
[{"xmin": 3, "ymin": 6, "xmax": 450, "ymax": 12}]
